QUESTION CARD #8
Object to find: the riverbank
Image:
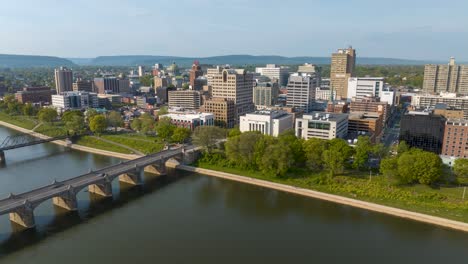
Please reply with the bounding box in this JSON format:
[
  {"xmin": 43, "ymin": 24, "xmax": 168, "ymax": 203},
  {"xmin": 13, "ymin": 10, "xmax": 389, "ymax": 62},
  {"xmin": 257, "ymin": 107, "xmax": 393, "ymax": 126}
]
[
  {"xmin": 0, "ymin": 120, "xmax": 141, "ymax": 160},
  {"xmin": 168, "ymin": 163, "xmax": 468, "ymax": 233}
]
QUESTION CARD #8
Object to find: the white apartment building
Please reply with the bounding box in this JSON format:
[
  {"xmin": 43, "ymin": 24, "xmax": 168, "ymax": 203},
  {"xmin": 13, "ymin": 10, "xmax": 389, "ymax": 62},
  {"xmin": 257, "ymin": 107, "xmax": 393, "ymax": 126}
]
[
  {"xmin": 239, "ymin": 110, "xmax": 293, "ymax": 137},
  {"xmin": 255, "ymin": 64, "xmax": 290, "ymax": 87},
  {"xmin": 380, "ymin": 90, "xmax": 396, "ymax": 106},
  {"xmin": 52, "ymin": 91, "xmax": 98, "ymax": 111},
  {"xmin": 161, "ymin": 112, "xmax": 214, "ymax": 130},
  {"xmin": 315, "ymin": 87, "xmax": 336, "ymax": 101},
  {"xmin": 286, "ymin": 73, "xmax": 318, "ymax": 113},
  {"xmin": 295, "ymin": 112, "xmax": 348, "ymax": 140},
  {"xmin": 347, "ymin": 77, "xmax": 385, "ymax": 99}
]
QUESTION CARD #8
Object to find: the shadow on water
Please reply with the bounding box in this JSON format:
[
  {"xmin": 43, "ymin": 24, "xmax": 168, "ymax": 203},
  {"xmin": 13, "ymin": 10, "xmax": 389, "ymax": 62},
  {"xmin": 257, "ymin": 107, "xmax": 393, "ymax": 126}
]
[{"xmin": 0, "ymin": 169, "xmax": 185, "ymax": 257}]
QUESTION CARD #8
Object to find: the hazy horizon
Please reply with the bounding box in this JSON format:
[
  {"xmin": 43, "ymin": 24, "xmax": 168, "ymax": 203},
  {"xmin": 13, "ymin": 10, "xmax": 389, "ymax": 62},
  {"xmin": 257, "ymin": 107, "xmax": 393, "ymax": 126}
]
[{"xmin": 1, "ymin": 0, "xmax": 467, "ymax": 61}]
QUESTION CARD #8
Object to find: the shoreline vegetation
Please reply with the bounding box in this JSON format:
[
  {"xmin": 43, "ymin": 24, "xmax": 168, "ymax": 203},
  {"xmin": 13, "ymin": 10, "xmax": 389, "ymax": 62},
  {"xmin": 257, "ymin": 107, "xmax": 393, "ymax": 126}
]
[{"xmin": 2, "ymin": 116, "xmax": 468, "ymax": 233}]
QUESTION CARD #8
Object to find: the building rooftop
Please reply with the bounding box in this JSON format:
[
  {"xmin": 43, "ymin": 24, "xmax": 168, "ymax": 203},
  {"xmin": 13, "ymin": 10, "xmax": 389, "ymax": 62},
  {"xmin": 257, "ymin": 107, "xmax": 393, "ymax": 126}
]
[{"xmin": 302, "ymin": 112, "xmax": 348, "ymax": 122}]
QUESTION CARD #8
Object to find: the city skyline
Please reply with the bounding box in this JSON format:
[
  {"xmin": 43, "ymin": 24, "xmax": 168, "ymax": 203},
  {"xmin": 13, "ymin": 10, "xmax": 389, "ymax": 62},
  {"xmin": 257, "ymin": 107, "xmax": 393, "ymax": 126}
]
[{"xmin": 1, "ymin": 0, "xmax": 467, "ymax": 61}]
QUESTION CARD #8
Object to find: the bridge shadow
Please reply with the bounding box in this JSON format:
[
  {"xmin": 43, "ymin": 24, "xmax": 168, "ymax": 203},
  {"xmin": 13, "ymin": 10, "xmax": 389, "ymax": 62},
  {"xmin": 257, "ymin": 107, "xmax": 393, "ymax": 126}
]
[
  {"xmin": 0, "ymin": 168, "xmax": 185, "ymax": 257},
  {"xmin": 0, "ymin": 147, "xmax": 72, "ymax": 169}
]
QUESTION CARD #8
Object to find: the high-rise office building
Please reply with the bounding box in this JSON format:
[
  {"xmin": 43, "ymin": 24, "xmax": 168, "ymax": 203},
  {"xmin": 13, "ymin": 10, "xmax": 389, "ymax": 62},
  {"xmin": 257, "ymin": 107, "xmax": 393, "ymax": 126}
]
[
  {"xmin": 423, "ymin": 58, "xmax": 468, "ymax": 94},
  {"xmin": 442, "ymin": 118, "xmax": 468, "ymax": 158},
  {"xmin": 93, "ymin": 77, "xmax": 120, "ymax": 94},
  {"xmin": 210, "ymin": 68, "xmax": 255, "ymax": 120},
  {"xmin": 200, "ymin": 98, "xmax": 236, "ymax": 128},
  {"xmin": 154, "ymin": 76, "xmax": 169, "ymax": 89},
  {"xmin": 189, "ymin": 61, "xmax": 204, "ymax": 90},
  {"xmin": 255, "ymin": 64, "xmax": 290, "ymax": 87},
  {"xmin": 54, "ymin": 67, "xmax": 73, "ymax": 94},
  {"xmin": 73, "ymin": 79, "xmax": 94, "ymax": 92},
  {"xmin": 330, "ymin": 47, "xmax": 356, "ymax": 99},
  {"xmin": 253, "ymin": 82, "xmax": 279, "ymax": 109},
  {"xmin": 168, "ymin": 90, "xmax": 201, "ymax": 110},
  {"xmin": 138, "ymin": 66, "xmax": 145, "ymax": 77},
  {"xmin": 286, "ymin": 73, "xmax": 317, "ymax": 112}
]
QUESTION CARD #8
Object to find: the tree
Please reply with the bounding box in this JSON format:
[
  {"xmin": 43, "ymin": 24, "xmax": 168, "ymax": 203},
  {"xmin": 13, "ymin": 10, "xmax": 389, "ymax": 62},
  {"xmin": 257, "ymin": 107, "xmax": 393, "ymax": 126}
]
[
  {"xmin": 107, "ymin": 111, "xmax": 124, "ymax": 132},
  {"xmin": 131, "ymin": 118, "xmax": 142, "ymax": 132},
  {"xmin": 278, "ymin": 129, "xmax": 305, "ymax": 165},
  {"xmin": 225, "ymin": 132, "xmax": 263, "ymax": 168},
  {"xmin": 303, "ymin": 137, "xmax": 327, "ymax": 171},
  {"xmin": 85, "ymin": 109, "xmax": 98, "ymax": 122},
  {"xmin": 353, "ymin": 136, "xmax": 372, "ymax": 170},
  {"xmin": 228, "ymin": 126, "xmax": 241, "ymax": 138},
  {"xmin": 65, "ymin": 115, "xmax": 85, "ymax": 134},
  {"xmin": 38, "ymin": 108, "xmax": 57, "ymax": 123},
  {"xmin": 140, "ymin": 113, "xmax": 155, "ymax": 134},
  {"xmin": 182, "ymin": 83, "xmax": 190, "ymax": 90},
  {"xmin": 322, "ymin": 139, "xmax": 354, "ymax": 178},
  {"xmin": 155, "ymin": 117, "xmax": 176, "ymax": 141},
  {"xmin": 380, "ymin": 157, "xmax": 398, "ymax": 180},
  {"xmin": 89, "ymin": 115, "xmax": 107, "ymax": 135},
  {"xmin": 372, "ymin": 143, "xmax": 389, "ymax": 160},
  {"xmin": 62, "ymin": 110, "xmax": 83, "ymax": 123},
  {"xmin": 397, "ymin": 141, "xmax": 410, "ymax": 156},
  {"xmin": 192, "ymin": 126, "xmax": 226, "ymax": 153},
  {"xmin": 453, "ymin": 159, "xmax": 468, "ymax": 179},
  {"xmin": 259, "ymin": 140, "xmax": 294, "ymax": 177},
  {"xmin": 158, "ymin": 106, "xmax": 169, "ymax": 116},
  {"xmin": 397, "ymin": 149, "xmax": 442, "ymax": 185},
  {"xmin": 22, "ymin": 103, "xmax": 34, "ymax": 116},
  {"xmin": 171, "ymin": 127, "xmax": 191, "ymax": 143}
]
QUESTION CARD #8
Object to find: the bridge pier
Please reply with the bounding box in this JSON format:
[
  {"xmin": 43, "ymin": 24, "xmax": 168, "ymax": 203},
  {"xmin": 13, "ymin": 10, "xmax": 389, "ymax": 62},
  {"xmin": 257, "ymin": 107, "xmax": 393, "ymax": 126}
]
[
  {"xmin": 144, "ymin": 159, "xmax": 168, "ymax": 176},
  {"xmin": 119, "ymin": 167, "xmax": 144, "ymax": 185},
  {"xmin": 52, "ymin": 190, "xmax": 77, "ymax": 211},
  {"xmin": 88, "ymin": 181, "xmax": 113, "ymax": 197},
  {"xmin": 0, "ymin": 150, "xmax": 5, "ymax": 165},
  {"xmin": 9, "ymin": 203, "xmax": 35, "ymax": 229}
]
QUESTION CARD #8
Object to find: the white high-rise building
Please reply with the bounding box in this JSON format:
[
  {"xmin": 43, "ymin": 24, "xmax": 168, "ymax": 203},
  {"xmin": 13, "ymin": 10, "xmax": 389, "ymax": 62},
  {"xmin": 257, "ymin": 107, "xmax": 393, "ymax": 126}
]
[
  {"xmin": 286, "ymin": 73, "xmax": 318, "ymax": 113},
  {"xmin": 255, "ymin": 64, "xmax": 290, "ymax": 87},
  {"xmin": 347, "ymin": 77, "xmax": 385, "ymax": 99}
]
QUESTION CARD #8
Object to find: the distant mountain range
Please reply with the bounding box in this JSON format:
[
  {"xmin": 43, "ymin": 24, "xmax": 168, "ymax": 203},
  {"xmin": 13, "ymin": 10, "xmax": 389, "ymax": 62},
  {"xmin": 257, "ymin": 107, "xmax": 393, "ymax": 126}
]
[
  {"xmin": 0, "ymin": 54, "xmax": 452, "ymax": 68},
  {"xmin": 80, "ymin": 55, "xmax": 438, "ymax": 67},
  {"xmin": 0, "ymin": 54, "xmax": 75, "ymax": 68}
]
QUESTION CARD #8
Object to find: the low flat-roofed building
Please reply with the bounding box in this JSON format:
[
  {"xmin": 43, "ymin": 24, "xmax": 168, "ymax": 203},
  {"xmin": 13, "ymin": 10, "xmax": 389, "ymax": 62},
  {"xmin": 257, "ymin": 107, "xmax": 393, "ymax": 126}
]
[
  {"xmin": 161, "ymin": 112, "xmax": 214, "ymax": 130},
  {"xmin": 200, "ymin": 98, "xmax": 236, "ymax": 128},
  {"xmin": 168, "ymin": 90, "xmax": 201, "ymax": 110},
  {"xmin": 239, "ymin": 110, "xmax": 293, "ymax": 137},
  {"xmin": 348, "ymin": 112, "xmax": 383, "ymax": 143},
  {"xmin": 15, "ymin": 86, "xmax": 52, "ymax": 104},
  {"xmin": 52, "ymin": 91, "xmax": 98, "ymax": 111},
  {"xmin": 295, "ymin": 112, "xmax": 348, "ymax": 140}
]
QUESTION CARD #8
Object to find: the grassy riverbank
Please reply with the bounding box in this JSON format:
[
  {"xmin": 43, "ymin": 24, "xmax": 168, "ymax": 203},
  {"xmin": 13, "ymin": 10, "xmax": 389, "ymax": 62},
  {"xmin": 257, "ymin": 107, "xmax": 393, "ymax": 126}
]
[
  {"xmin": 101, "ymin": 134, "xmax": 164, "ymax": 154},
  {"xmin": 0, "ymin": 112, "xmax": 37, "ymax": 130},
  {"xmin": 196, "ymin": 161, "xmax": 468, "ymax": 223}
]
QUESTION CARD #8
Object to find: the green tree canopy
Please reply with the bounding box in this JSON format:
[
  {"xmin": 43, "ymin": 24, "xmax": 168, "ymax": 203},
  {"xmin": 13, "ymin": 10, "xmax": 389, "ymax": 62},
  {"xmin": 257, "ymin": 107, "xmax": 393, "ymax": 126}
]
[
  {"xmin": 140, "ymin": 113, "xmax": 155, "ymax": 134},
  {"xmin": 22, "ymin": 103, "xmax": 34, "ymax": 116},
  {"xmin": 453, "ymin": 159, "xmax": 468, "ymax": 179},
  {"xmin": 38, "ymin": 108, "xmax": 58, "ymax": 123},
  {"xmin": 397, "ymin": 149, "xmax": 442, "ymax": 185},
  {"xmin": 62, "ymin": 110, "xmax": 83, "ymax": 123},
  {"xmin": 192, "ymin": 126, "xmax": 226, "ymax": 153},
  {"xmin": 107, "ymin": 111, "xmax": 124, "ymax": 131},
  {"xmin": 89, "ymin": 115, "xmax": 107, "ymax": 135},
  {"xmin": 322, "ymin": 138, "xmax": 354, "ymax": 178},
  {"xmin": 225, "ymin": 131, "xmax": 263, "ymax": 169},
  {"xmin": 171, "ymin": 127, "xmax": 191, "ymax": 143},
  {"xmin": 303, "ymin": 137, "xmax": 327, "ymax": 171},
  {"xmin": 85, "ymin": 108, "xmax": 98, "ymax": 122},
  {"xmin": 353, "ymin": 136, "xmax": 372, "ymax": 170},
  {"xmin": 155, "ymin": 117, "xmax": 176, "ymax": 141},
  {"xmin": 65, "ymin": 115, "xmax": 85, "ymax": 134}
]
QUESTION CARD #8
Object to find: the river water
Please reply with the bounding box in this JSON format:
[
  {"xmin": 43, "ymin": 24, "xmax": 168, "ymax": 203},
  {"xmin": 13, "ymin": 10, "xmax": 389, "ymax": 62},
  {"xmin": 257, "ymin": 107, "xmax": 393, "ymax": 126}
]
[{"xmin": 0, "ymin": 125, "xmax": 467, "ymax": 263}]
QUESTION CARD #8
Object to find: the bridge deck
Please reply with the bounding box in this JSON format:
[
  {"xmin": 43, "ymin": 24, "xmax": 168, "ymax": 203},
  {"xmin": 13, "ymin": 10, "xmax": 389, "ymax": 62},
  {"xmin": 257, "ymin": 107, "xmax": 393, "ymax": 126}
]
[{"xmin": 0, "ymin": 148, "xmax": 182, "ymax": 215}]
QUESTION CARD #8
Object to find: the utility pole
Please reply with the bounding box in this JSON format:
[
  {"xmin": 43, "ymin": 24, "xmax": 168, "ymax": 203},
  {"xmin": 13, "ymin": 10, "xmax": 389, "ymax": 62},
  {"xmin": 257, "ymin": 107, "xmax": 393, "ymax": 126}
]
[{"xmin": 463, "ymin": 187, "xmax": 466, "ymax": 200}]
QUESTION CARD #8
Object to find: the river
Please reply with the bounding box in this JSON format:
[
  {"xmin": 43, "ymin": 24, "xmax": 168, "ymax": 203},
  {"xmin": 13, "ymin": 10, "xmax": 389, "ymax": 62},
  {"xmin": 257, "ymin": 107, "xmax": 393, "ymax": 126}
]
[{"xmin": 0, "ymin": 125, "xmax": 467, "ymax": 263}]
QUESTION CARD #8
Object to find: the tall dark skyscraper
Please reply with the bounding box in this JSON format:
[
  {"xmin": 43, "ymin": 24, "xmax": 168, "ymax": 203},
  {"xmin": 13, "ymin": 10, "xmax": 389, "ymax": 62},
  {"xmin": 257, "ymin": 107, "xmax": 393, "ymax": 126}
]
[{"xmin": 399, "ymin": 112, "xmax": 446, "ymax": 154}]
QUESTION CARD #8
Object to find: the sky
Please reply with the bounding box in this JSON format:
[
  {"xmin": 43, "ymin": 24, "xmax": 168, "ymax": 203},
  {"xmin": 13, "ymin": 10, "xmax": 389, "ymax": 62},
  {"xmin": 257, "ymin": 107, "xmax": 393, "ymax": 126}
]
[{"xmin": 0, "ymin": 0, "xmax": 467, "ymax": 61}]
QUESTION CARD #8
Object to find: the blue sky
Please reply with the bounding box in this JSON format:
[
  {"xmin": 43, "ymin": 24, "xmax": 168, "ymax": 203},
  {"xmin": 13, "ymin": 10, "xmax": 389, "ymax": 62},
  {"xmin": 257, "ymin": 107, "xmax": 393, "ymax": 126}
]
[{"xmin": 0, "ymin": 0, "xmax": 467, "ymax": 60}]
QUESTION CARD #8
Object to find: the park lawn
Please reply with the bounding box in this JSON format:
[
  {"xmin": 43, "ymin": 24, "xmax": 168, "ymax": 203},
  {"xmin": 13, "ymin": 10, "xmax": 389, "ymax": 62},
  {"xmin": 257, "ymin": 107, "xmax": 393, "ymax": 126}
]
[
  {"xmin": 0, "ymin": 112, "xmax": 37, "ymax": 129},
  {"xmin": 196, "ymin": 161, "xmax": 468, "ymax": 223},
  {"xmin": 75, "ymin": 136, "xmax": 133, "ymax": 154},
  {"xmin": 35, "ymin": 122, "xmax": 68, "ymax": 137},
  {"xmin": 101, "ymin": 134, "xmax": 164, "ymax": 154}
]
